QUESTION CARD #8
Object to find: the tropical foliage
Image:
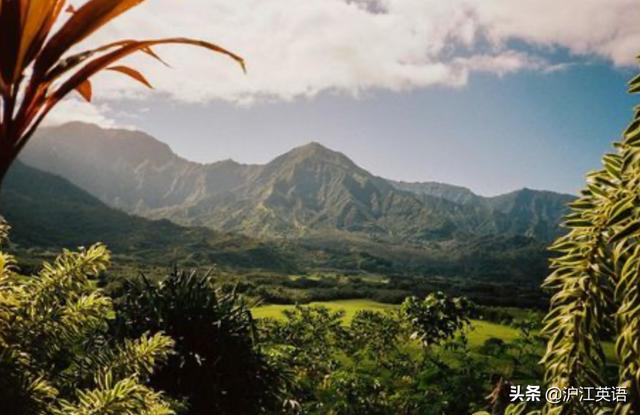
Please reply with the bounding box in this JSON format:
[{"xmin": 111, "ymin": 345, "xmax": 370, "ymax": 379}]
[
  {"xmin": 112, "ymin": 268, "xmax": 285, "ymax": 414},
  {"xmin": 3, "ymin": 225, "xmax": 509, "ymax": 415},
  {"xmin": 521, "ymin": 61, "xmax": 640, "ymax": 415},
  {"xmin": 259, "ymin": 292, "xmax": 491, "ymax": 414},
  {"xmin": 3, "ymin": 2, "xmax": 640, "ymax": 415},
  {"xmin": 474, "ymin": 55, "xmax": 640, "ymax": 415},
  {"xmin": 0, "ymin": 220, "xmax": 175, "ymax": 414},
  {"xmin": 0, "ymin": 0, "xmax": 243, "ymax": 182}
]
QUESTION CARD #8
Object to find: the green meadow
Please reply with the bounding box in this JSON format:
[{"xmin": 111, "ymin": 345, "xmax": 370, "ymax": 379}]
[
  {"xmin": 252, "ymin": 299, "xmax": 394, "ymax": 322},
  {"xmin": 253, "ymin": 299, "xmax": 618, "ymax": 365},
  {"xmin": 252, "ymin": 299, "xmax": 521, "ymax": 348}
]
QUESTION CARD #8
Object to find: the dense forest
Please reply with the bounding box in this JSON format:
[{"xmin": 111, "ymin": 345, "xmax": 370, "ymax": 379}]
[{"xmin": 0, "ymin": 232, "xmax": 546, "ymax": 414}]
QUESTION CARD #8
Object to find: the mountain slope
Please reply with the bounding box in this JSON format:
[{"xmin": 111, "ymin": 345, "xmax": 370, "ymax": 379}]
[
  {"xmin": 485, "ymin": 188, "xmax": 575, "ymax": 241},
  {"xmin": 21, "ymin": 122, "xmax": 262, "ymax": 214},
  {"xmin": 0, "ymin": 163, "xmax": 553, "ymax": 289},
  {"xmin": 0, "ymin": 162, "xmax": 294, "ymax": 271},
  {"xmin": 390, "ymin": 180, "xmax": 481, "ymax": 205},
  {"xmin": 152, "ymin": 142, "xmax": 467, "ymax": 241},
  {"xmin": 21, "ymin": 122, "xmax": 573, "ymax": 243},
  {"xmin": 390, "ymin": 180, "xmax": 574, "ymax": 241}
]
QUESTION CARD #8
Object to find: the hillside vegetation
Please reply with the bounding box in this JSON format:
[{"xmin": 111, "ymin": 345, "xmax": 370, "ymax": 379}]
[
  {"xmin": 22, "ymin": 122, "xmax": 573, "ymax": 245},
  {"xmin": 0, "ymin": 162, "xmax": 295, "ymax": 271}
]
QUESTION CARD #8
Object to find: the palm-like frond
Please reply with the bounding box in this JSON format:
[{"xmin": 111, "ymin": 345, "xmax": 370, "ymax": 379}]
[
  {"xmin": 0, "ymin": 0, "xmax": 244, "ymax": 182},
  {"xmin": 0, "ymin": 233, "xmax": 178, "ymax": 413}
]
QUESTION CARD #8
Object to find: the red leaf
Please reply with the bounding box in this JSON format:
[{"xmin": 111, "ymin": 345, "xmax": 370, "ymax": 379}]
[
  {"xmin": 141, "ymin": 46, "xmax": 170, "ymax": 67},
  {"xmin": 106, "ymin": 65, "xmax": 153, "ymax": 89},
  {"xmin": 35, "ymin": 0, "xmax": 145, "ymax": 75},
  {"xmin": 75, "ymin": 79, "xmax": 92, "ymax": 102},
  {"xmin": 49, "ymin": 37, "xmax": 245, "ymax": 105}
]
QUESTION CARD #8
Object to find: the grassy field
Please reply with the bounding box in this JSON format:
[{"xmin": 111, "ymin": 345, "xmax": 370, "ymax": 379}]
[
  {"xmin": 252, "ymin": 298, "xmax": 618, "ymax": 388},
  {"xmin": 251, "ymin": 299, "xmax": 520, "ymax": 348},
  {"xmin": 252, "ymin": 299, "xmax": 394, "ymax": 322},
  {"xmin": 251, "ymin": 299, "xmax": 618, "ymax": 361},
  {"xmin": 466, "ymin": 320, "xmax": 519, "ymax": 346}
]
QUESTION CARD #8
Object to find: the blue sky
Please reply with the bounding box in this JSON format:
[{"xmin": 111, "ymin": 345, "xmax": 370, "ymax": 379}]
[
  {"xmin": 46, "ymin": 0, "xmax": 640, "ymax": 196},
  {"xmin": 108, "ymin": 61, "xmax": 636, "ymax": 196}
]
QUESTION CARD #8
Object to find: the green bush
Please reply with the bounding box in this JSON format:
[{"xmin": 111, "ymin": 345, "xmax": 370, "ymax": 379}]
[
  {"xmin": 112, "ymin": 268, "xmax": 285, "ymax": 414},
  {"xmin": 259, "ymin": 293, "xmax": 491, "ymax": 414},
  {"xmin": 0, "ymin": 222, "xmax": 174, "ymax": 414}
]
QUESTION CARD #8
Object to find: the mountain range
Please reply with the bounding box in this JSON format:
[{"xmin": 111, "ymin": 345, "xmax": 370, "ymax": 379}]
[
  {"xmin": 20, "ymin": 122, "xmax": 574, "ymax": 245},
  {"xmin": 0, "ymin": 160, "xmax": 546, "ymax": 281},
  {"xmin": 0, "ymin": 162, "xmax": 295, "ymax": 271},
  {"xmin": 0, "ymin": 121, "xmax": 579, "ymax": 286}
]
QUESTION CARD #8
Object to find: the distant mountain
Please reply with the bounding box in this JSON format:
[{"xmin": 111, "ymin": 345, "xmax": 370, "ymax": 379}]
[
  {"xmin": 21, "ymin": 122, "xmax": 573, "ymax": 244},
  {"xmin": 0, "ymin": 162, "xmax": 553, "ymax": 285},
  {"xmin": 484, "ymin": 188, "xmax": 575, "ymax": 242},
  {"xmin": 390, "ymin": 180, "xmax": 481, "ymax": 205},
  {"xmin": 149, "ymin": 141, "xmax": 473, "ymax": 242},
  {"xmin": 21, "ymin": 122, "xmax": 262, "ymax": 215},
  {"xmin": 0, "ymin": 162, "xmax": 294, "ymax": 272},
  {"xmin": 390, "ymin": 181, "xmax": 574, "ymax": 241}
]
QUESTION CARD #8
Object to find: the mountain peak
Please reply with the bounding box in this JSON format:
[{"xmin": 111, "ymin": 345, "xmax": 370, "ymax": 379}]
[
  {"xmin": 20, "ymin": 122, "xmax": 574, "ymax": 244},
  {"xmin": 33, "ymin": 122, "xmax": 177, "ymax": 163},
  {"xmin": 295, "ymin": 141, "xmax": 335, "ymax": 155},
  {"xmin": 266, "ymin": 141, "xmax": 359, "ymax": 172},
  {"xmin": 292, "ymin": 141, "xmax": 353, "ymax": 161},
  {"xmin": 47, "ymin": 121, "xmax": 139, "ymax": 136}
]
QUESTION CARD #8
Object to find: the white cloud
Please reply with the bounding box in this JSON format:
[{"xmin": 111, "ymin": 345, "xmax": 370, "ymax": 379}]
[
  {"xmin": 453, "ymin": 51, "xmax": 548, "ymax": 77},
  {"xmin": 42, "ymin": 99, "xmax": 119, "ymax": 128},
  {"xmin": 470, "ymin": 0, "xmax": 640, "ymax": 67},
  {"xmin": 61, "ymin": 0, "xmax": 639, "ymax": 105}
]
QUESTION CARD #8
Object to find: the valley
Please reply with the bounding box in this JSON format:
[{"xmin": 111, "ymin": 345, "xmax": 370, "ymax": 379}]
[{"xmin": 1, "ymin": 122, "xmax": 576, "ymax": 308}]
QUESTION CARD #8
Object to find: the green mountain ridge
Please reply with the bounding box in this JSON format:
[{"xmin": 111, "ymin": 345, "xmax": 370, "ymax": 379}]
[
  {"xmin": 390, "ymin": 181, "xmax": 575, "ymax": 242},
  {"xmin": 0, "ymin": 162, "xmax": 295, "ymax": 272},
  {"xmin": 151, "ymin": 141, "xmax": 467, "ymax": 242},
  {"xmin": 0, "ymin": 160, "xmax": 552, "ymax": 287},
  {"xmin": 20, "ymin": 122, "xmax": 574, "ymax": 244},
  {"xmin": 390, "ymin": 180, "xmax": 482, "ymax": 205}
]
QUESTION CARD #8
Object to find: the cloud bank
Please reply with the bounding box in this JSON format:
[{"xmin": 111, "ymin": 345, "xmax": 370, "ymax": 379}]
[
  {"xmin": 42, "ymin": 99, "xmax": 118, "ymax": 128},
  {"xmin": 70, "ymin": 0, "xmax": 639, "ymax": 104}
]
